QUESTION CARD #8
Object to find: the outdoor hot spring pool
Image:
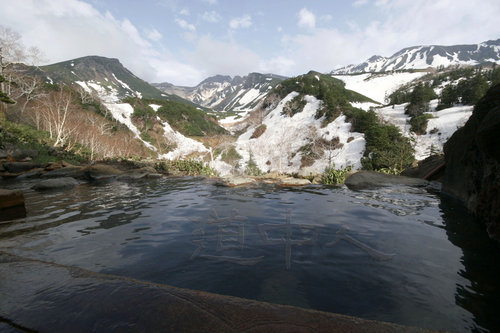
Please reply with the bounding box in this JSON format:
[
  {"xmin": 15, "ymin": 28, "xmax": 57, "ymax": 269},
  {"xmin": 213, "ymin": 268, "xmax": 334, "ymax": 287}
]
[{"xmin": 0, "ymin": 177, "xmax": 499, "ymax": 332}]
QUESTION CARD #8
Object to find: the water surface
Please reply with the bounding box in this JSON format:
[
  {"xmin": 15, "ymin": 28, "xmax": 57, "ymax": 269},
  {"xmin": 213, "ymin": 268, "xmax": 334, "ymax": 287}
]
[{"xmin": 1, "ymin": 177, "xmax": 499, "ymax": 332}]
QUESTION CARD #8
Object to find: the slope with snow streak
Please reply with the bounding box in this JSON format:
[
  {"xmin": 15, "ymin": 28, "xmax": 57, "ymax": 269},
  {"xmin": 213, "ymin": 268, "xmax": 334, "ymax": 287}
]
[
  {"xmin": 236, "ymin": 92, "xmax": 365, "ymax": 174},
  {"xmin": 377, "ymin": 101, "xmax": 473, "ymax": 160},
  {"xmin": 332, "ymin": 72, "xmax": 427, "ymax": 104}
]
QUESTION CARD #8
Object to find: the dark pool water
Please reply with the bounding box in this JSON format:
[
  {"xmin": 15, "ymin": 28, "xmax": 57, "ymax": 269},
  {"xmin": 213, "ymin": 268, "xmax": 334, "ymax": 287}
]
[{"xmin": 1, "ymin": 177, "xmax": 499, "ymax": 332}]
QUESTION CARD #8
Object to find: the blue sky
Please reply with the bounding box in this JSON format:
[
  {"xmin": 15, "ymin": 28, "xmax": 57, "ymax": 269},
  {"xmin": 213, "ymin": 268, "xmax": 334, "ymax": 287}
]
[{"xmin": 1, "ymin": 0, "xmax": 499, "ymax": 85}]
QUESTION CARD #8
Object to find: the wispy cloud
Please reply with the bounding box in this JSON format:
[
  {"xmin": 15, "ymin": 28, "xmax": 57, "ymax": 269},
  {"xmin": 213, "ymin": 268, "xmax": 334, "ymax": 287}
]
[
  {"xmin": 202, "ymin": 10, "xmax": 221, "ymax": 23},
  {"xmin": 298, "ymin": 8, "xmax": 316, "ymax": 29},
  {"xmin": 175, "ymin": 18, "xmax": 195, "ymax": 31},
  {"xmin": 229, "ymin": 15, "xmax": 252, "ymax": 29},
  {"xmin": 145, "ymin": 28, "xmax": 162, "ymax": 42}
]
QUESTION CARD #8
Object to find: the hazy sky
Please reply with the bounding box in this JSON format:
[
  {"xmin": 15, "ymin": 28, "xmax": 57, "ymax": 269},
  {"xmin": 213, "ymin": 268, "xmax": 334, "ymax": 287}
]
[{"xmin": 1, "ymin": 0, "xmax": 499, "ymax": 86}]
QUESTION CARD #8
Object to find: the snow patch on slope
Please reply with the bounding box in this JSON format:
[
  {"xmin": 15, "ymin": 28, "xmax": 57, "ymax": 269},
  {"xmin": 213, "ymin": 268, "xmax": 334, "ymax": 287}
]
[
  {"xmin": 236, "ymin": 92, "xmax": 365, "ymax": 173},
  {"xmin": 377, "ymin": 100, "xmax": 473, "ymax": 160},
  {"xmin": 158, "ymin": 121, "xmax": 208, "ymax": 160},
  {"xmin": 332, "ymin": 72, "xmax": 427, "ymax": 104}
]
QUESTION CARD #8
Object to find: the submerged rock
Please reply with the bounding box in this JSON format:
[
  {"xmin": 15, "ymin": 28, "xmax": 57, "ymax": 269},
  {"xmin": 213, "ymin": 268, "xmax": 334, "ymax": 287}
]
[
  {"xmin": 0, "ymin": 188, "xmax": 26, "ymax": 220},
  {"xmin": 33, "ymin": 177, "xmax": 79, "ymax": 191},
  {"xmin": 443, "ymin": 83, "xmax": 500, "ymax": 240},
  {"xmin": 345, "ymin": 171, "xmax": 428, "ymax": 190}
]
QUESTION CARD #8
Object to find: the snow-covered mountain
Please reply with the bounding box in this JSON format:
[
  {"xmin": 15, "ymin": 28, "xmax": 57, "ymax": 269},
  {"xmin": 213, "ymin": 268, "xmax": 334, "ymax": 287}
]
[
  {"xmin": 332, "ymin": 39, "xmax": 500, "ymax": 74},
  {"xmin": 154, "ymin": 72, "xmax": 286, "ymax": 111},
  {"xmin": 40, "ymin": 56, "xmax": 195, "ymax": 105}
]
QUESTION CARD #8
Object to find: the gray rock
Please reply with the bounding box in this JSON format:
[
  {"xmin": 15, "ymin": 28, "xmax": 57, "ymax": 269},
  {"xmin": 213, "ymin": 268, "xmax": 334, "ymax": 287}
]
[
  {"xmin": 33, "ymin": 177, "xmax": 79, "ymax": 190},
  {"xmin": 297, "ymin": 167, "xmax": 320, "ymax": 179},
  {"xmin": 146, "ymin": 173, "xmax": 163, "ymax": 179},
  {"xmin": 16, "ymin": 168, "xmax": 45, "ymax": 180},
  {"xmin": 345, "ymin": 171, "xmax": 428, "ymax": 190},
  {"xmin": 3, "ymin": 162, "xmax": 41, "ymax": 174},
  {"xmin": 278, "ymin": 177, "xmax": 311, "ymax": 186},
  {"xmin": 443, "ymin": 83, "xmax": 500, "ymax": 240},
  {"xmin": 41, "ymin": 166, "xmax": 86, "ymax": 179},
  {"xmin": 87, "ymin": 164, "xmax": 123, "ymax": 180},
  {"xmin": 0, "ymin": 150, "xmax": 8, "ymax": 159},
  {"xmin": 12, "ymin": 149, "xmax": 39, "ymax": 160},
  {"xmin": 216, "ymin": 176, "xmax": 256, "ymax": 187}
]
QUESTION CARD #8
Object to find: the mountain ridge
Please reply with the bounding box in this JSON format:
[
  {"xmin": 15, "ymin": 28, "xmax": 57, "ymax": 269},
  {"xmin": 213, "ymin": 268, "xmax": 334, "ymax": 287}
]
[
  {"xmin": 332, "ymin": 38, "xmax": 500, "ymax": 74},
  {"xmin": 153, "ymin": 72, "xmax": 287, "ymax": 112}
]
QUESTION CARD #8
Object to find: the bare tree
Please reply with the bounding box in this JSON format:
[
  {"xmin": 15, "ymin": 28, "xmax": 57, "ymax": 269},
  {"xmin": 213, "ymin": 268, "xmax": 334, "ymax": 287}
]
[
  {"xmin": 0, "ymin": 26, "xmax": 25, "ymax": 98},
  {"xmin": 38, "ymin": 88, "xmax": 76, "ymax": 147}
]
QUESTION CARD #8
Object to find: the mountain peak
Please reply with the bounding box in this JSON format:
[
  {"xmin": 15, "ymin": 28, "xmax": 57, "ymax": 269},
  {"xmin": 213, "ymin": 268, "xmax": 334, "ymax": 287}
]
[{"xmin": 331, "ymin": 39, "xmax": 500, "ymax": 74}]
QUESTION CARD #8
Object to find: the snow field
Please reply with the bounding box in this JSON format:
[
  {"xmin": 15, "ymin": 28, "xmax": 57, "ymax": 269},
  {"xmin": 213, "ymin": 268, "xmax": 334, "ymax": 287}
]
[
  {"xmin": 236, "ymin": 92, "xmax": 365, "ymax": 174},
  {"xmin": 332, "ymin": 72, "xmax": 427, "ymax": 104}
]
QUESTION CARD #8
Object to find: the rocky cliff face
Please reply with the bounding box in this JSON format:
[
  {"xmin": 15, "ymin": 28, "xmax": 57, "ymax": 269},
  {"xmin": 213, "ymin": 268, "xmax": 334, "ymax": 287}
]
[{"xmin": 443, "ymin": 84, "xmax": 500, "ymax": 240}]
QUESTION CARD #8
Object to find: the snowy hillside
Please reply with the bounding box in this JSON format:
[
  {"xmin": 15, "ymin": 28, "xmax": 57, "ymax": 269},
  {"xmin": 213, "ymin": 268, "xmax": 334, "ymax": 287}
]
[
  {"xmin": 235, "ymin": 92, "xmax": 365, "ymax": 174},
  {"xmin": 377, "ymin": 100, "xmax": 473, "ymax": 160},
  {"xmin": 332, "ymin": 72, "xmax": 428, "ymax": 104},
  {"xmin": 154, "ymin": 73, "xmax": 286, "ymax": 112},
  {"xmin": 103, "ymin": 102, "xmax": 209, "ymax": 160},
  {"xmin": 332, "ymin": 39, "xmax": 500, "ymax": 74}
]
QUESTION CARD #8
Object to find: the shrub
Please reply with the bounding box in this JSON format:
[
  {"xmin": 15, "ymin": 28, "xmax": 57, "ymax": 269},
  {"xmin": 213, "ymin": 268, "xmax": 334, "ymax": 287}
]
[
  {"xmin": 321, "ymin": 164, "xmax": 352, "ymax": 185},
  {"xmin": 409, "ymin": 114, "xmax": 433, "ymax": 135},
  {"xmin": 250, "ymin": 124, "xmax": 267, "ymax": 139},
  {"xmin": 245, "ymin": 152, "xmax": 263, "ymax": 176}
]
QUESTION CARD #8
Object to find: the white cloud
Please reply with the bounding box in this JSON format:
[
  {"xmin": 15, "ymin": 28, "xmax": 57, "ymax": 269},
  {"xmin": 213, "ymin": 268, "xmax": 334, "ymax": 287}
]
[
  {"xmin": 298, "ymin": 8, "xmax": 316, "ymax": 29},
  {"xmin": 202, "ymin": 10, "xmax": 221, "ymax": 23},
  {"xmin": 229, "ymin": 15, "xmax": 252, "ymax": 29},
  {"xmin": 353, "ymin": 0, "xmax": 369, "ymax": 7},
  {"xmin": 201, "ymin": 0, "xmax": 217, "ymax": 4},
  {"xmin": 190, "ymin": 35, "xmax": 260, "ymax": 77},
  {"xmin": 179, "ymin": 8, "xmax": 189, "ymax": 16},
  {"xmin": 145, "ymin": 28, "xmax": 162, "ymax": 42},
  {"xmin": 175, "ymin": 18, "xmax": 196, "ymax": 31},
  {"xmin": 0, "ymin": 0, "xmax": 202, "ymax": 85}
]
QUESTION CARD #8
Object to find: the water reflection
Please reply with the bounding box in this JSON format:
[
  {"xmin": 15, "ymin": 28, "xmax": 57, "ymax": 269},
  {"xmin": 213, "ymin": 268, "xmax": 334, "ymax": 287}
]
[
  {"xmin": 440, "ymin": 195, "xmax": 500, "ymax": 333},
  {"xmin": 0, "ymin": 179, "xmax": 498, "ymax": 332}
]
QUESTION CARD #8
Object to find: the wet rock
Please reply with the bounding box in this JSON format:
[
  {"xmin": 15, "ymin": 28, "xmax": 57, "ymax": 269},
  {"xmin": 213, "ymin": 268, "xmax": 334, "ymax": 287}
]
[
  {"xmin": 146, "ymin": 173, "xmax": 162, "ymax": 179},
  {"xmin": 216, "ymin": 176, "xmax": 256, "ymax": 187},
  {"xmin": 16, "ymin": 168, "xmax": 45, "ymax": 180},
  {"xmin": 345, "ymin": 171, "xmax": 428, "ymax": 190},
  {"xmin": 2, "ymin": 162, "xmax": 41, "ymax": 174},
  {"xmin": 33, "ymin": 177, "xmax": 79, "ymax": 191},
  {"xmin": 443, "ymin": 83, "xmax": 500, "ymax": 240},
  {"xmin": 41, "ymin": 166, "xmax": 86, "ymax": 179},
  {"xmin": 0, "ymin": 189, "xmax": 25, "ymax": 210},
  {"xmin": 278, "ymin": 177, "xmax": 311, "ymax": 186}
]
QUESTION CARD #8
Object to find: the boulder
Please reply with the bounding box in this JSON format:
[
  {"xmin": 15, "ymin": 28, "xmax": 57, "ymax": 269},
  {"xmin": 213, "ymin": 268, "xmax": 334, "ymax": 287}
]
[
  {"xmin": 297, "ymin": 167, "xmax": 321, "ymax": 179},
  {"xmin": 16, "ymin": 168, "xmax": 45, "ymax": 180},
  {"xmin": 443, "ymin": 83, "xmax": 500, "ymax": 240},
  {"xmin": 345, "ymin": 171, "xmax": 428, "ymax": 190},
  {"xmin": 41, "ymin": 166, "xmax": 86, "ymax": 179},
  {"xmin": 401, "ymin": 154, "xmax": 445, "ymax": 181},
  {"xmin": 278, "ymin": 177, "xmax": 311, "ymax": 186},
  {"xmin": 216, "ymin": 176, "xmax": 256, "ymax": 187},
  {"xmin": 33, "ymin": 177, "xmax": 79, "ymax": 191},
  {"xmin": 0, "ymin": 149, "xmax": 8, "ymax": 160},
  {"xmin": 12, "ymin": 149, "xmax": 39, "ymax": 160},
  {"xmin": 2, "ymin": 162, "xmax": 41, "ymax": 174},
  {"xmin": 86, "ymin": 164, "xmax": 123, "ymax": 180},
  {"xmin": 0, "ymin": 188, "xmax": 25, "ymax": 210}
]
